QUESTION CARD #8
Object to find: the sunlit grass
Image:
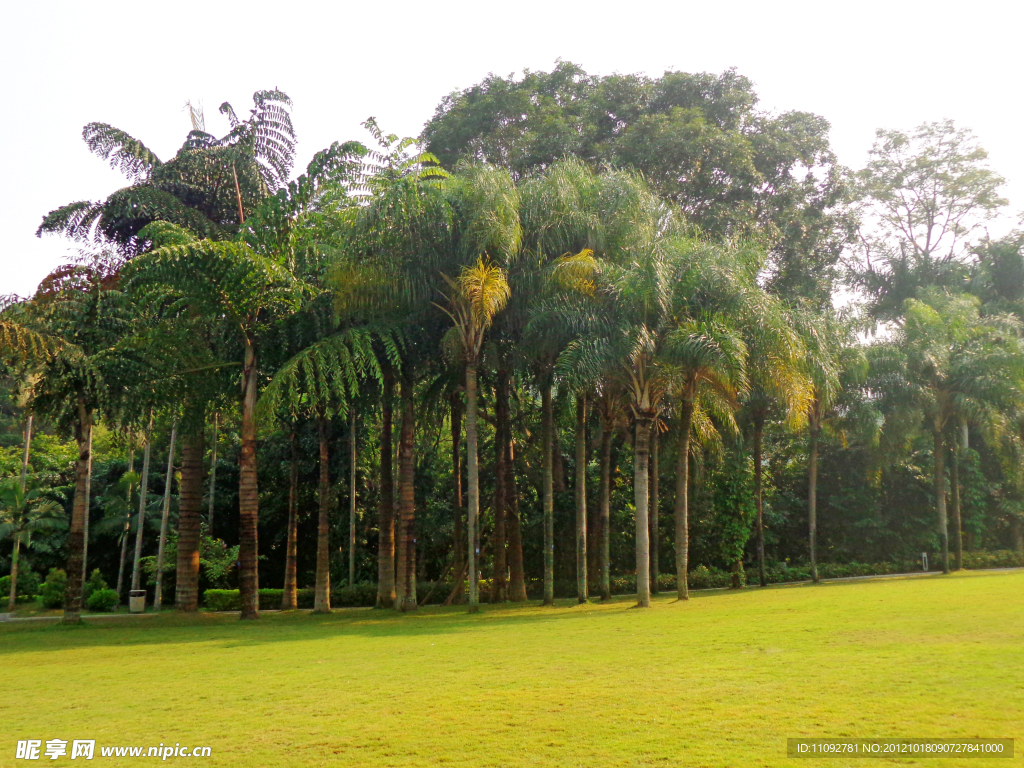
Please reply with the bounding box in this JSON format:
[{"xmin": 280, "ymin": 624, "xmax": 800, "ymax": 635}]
[{"xmin": 3, "ymin": 570, "xmax": 1022, "ymax": 767}]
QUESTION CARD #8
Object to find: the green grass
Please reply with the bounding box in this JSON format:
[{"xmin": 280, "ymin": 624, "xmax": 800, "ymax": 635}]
[{"xmin": 2, "ymin": 571, "xmax": 1022, "ymax": 767}]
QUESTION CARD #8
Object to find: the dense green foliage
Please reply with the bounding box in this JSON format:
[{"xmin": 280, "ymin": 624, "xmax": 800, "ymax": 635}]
[{"xmin": 3, "ymin": 69, "xmax": 1023, "ymax": 621}]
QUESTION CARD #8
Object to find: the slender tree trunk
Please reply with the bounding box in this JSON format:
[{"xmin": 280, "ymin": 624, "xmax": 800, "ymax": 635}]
[
  {"xmin": 808, "ymin": 414, "xmax": 820, "ymax": 584},
  {"xmin": 465, "ymin": 362, "xmax": 481, "ymax": 612},
  {"xmin": 598, "ymin": 412, "xmax": 612, "ymax": 601},
  {"xmin": 933, "ymin": 423, "xmax": 949, "ymax": 574},
  {"xmin": 575, "ymin": 394, "xmax": 588, "ymax": 603},
  {"xmin": 674, "ymin": 401, "xmax": 694, "ymax": 601},
  {"xmin": 208, "ymin": 412, "xmax": 218, "ymax": 534},
  {"xmin": 238, "ymin": 337, "xmax": 261, "ymax": 619},
  {"xmin": 377, "ymin": 367, "xmax": 395, "ymax": 608},
  {"xmin": 63, "ymin": 397, "xmax": 92, "ymax": 624},
  {"xmin": 175, "ymin": 425, "xmax": 205, "ymax": 612},
  {"xmin": 19, "ymin": 413, "xmax": 31, "ymax": 490},
  {"xmin": 349, "ymin": 411, "xmax": 357, "ymax": 587},
  {"xmin": 753, "ymin": 417, "xmax": 767, "ymax": 587},
  {"xmin": 649, "ymin": 425, "xmax": 659, "ymax": 594},
  {"xmin": 1013, "ymin": 517, "xmax": 1024, "ymax": 554},
  {"xmin": 282, "ymin": 426, "xmax": 299, "ymax": 610},
  {"xmin": 951, "ymin": 417, "xmax": 968, "ymax": 571},
  {"xmin": 116, "ymin": 446, "xmax": 135, "ymax": 601},
  {"xmin": 80, "ymin": 425, "xmax": 93, "ymax": 594},
  {"xmin": 541, "ymin": 375, "xmax": 555, "ymax": 606},
  {"xmin": 634, "ymin": 415, "xmax": 652, "ymax": 608},
  {"xmin": 395, "ymin": 372, "xmax": 417, "ymax": 611},
  {"xmin": 8, "ymin": 536, "xmax": 21, "ymax": 612},
  {"xmin": 131, "ymin": 411, "xmax": 154, "ymax": 594},
  {"xmin": 450, "ymin": 392, "xmax": 465, "ymax": 604},
  {"xmin": 492, "ymin": 369, "xmax": 511, "ymax": 603},
  {"xmin": 154, "ymin": 422, "xmax": 177, "ymax": 610},
  {"xmin": 505, "ymin": 435, "xmax": 528, "ymax": 602},
  {"xmin": 313, "ymin": 415, "xmax": 332, "ymax": 613}
]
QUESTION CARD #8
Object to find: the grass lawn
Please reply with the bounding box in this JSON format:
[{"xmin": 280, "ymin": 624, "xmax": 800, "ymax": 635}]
[{"xmin": 2, "ymin": 570, "xmax": 1022, "ymax": 767}]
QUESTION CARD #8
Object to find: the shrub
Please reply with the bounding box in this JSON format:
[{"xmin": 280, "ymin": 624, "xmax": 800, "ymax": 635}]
[
  {"xmin": 203, "ymin": 588, "xmax": 319, "ymax": 611},
  {"xmin": 0, "ymin": 570, "xmax": 42, "ymax": 601},
  {"xmin": 82, "ymin": 569, "xmax": 108, "ymax": 602},
  {"xmin": 332, "ymin": 583, "xmax": 377, "ymax": 607},
  {"xmin": 38, "ymin": 569, "xmax": 67, "ymax": 609},
  {"xmin": 86, "ymin": 588, "xmax": 119, "ymax": 612},
  {"xmin": 203, "ymin": 589, "xmax": 241, "ymax": 612}
]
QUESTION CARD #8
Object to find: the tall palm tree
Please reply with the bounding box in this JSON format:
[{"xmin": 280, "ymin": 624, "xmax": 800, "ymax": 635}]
[{"xmin": 0, "ymin": 479, "xmax": 66, "ymax": 611}]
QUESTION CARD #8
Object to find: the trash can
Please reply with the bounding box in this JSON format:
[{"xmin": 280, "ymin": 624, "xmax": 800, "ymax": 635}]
[{"xmin": 129, "ymin": 589, "xmax": 147, "ymax": 613}]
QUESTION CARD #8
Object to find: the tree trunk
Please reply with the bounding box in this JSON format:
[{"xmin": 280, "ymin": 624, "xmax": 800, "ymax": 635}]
[
  {"xmin": 649, "ymin": 425, "xmax": 659, "ymax": 594},
  {"xmin": 753, "ymin": 417, "xmax": 767, "ymax": 587},
  {"xmin": 634, "ymin": 415, "xmax": 652, "ymax": 608},
  {"xmin": 1012, "ymin": 517, "xmax": 1024, "ymax": 554},
  {"xmin": 8, "ymin": 535, "xmax": 21, "ymax": 612},
  {"xmin": 598, "ymin": 412, "xmax": 612, "ymax": 601},
  {"xmin": 951, "ymin": 416, "xmax": 968, "ymax": 571},
  {"xmin": 541, "ymin": 375, "xmax": 555, "ymax": 606},
  {"xmin": 395, "ymin": 372, "xmax": 418, "ymax": 611},
  {"xmin": 450, "ymin": 392, "xmax": 465, "ymax": 604},
  {"xmin": 575, "ymin": 394, "xmax": 588, "ymax": 603},
  {"xmin": 63, "ymin": 397, "xmax": 92, "ymax": 624},
  {"xmin": 238, "ymin": 337, "xmax": 261, "ymax": 619},
  {"xmin": 11, "ymin": 413, "xmax": 31, "ymax": 610},
  {"xmin": 175, "ymin": 425, "xmax": 205, "ymax": 612},
  {"xmin": 933, "ymin": 424, "xmax": 949, "ymax": 574},
  {"xmin": 808, "ymin": 413, "xmax": 820, "ymax": 584},
  {"xmin": 80, "ymin": 425, "xmax": 93, "ymax": 595},
  {"xmin": 465, "ymin": 362, "xmax": 481, "ymax": 612},
  {"xmin": 349, "ymin": 411, "xmax": 357, "ymax": 587},
  {"xmin": 116, "ymin": 446, "xmax": 135, "ymax": 600},
  {"xmin": 674, "ymin": 401, "xmax": 694, "ymax": 601},
  {"xmin": 130, "ymin": 411, "xmax": 154, "ymax": 594},
  {"xmin": 314, "ymin": 415, "xmax": 332, "ymax": 613},
  {"xmin": 208, "ymin": 412, "xmax": 218, "ymax": 534},
  {"xmin": 282, "ymin": 426, "xmax": 299, "ymax": 609},
  {"xmin": 377, "ymin": 367, "xmax": 396, "ymax": 608},
  {"xmin": 505, "ymin": 435, "xmax": 528, "ymax": 602},
  {"xmin": 492, "ymin": 369, "xmax": 511, "ymax": 603},
  {"xmin": 154, "ymin": 422, "xmax": 177, "ymax": 610},
  {"xmin": 19, "ymin": 413, "xmax": 32, "ymax": 490}
]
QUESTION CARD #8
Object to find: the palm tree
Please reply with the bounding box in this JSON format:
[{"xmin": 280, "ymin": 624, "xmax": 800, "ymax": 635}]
[
  {"xmin": 437, "ymin": 258, "xmax": 511, "ymax": 612},
  {"xmin": 0, "ymin": 479, "xmax": 66, "ymax": 612}
]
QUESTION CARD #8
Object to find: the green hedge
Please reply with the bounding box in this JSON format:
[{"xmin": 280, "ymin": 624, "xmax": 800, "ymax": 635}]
[
  {"xmin": 203, "ymin": 585, "xmax": 377, "ymax": 611},
  {"xmin": 0, "ymin": 571, "xmax": 42, "ymax": 602}
]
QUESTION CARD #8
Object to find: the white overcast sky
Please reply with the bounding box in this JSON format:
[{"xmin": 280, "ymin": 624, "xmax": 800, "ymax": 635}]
[{"xmin": 2, "ymin": 0, "xmax": 1021, "ymax": 297}]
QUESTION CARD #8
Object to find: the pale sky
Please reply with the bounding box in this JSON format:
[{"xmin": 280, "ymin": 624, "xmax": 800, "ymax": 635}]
[{"xmin": 2, "ymin": 0, "xmax": 1020, "ymax": 298}]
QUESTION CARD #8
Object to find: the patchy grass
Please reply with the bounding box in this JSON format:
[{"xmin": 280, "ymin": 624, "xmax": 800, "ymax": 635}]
[{"xmin": 2, "ymin": 570, "xmax": 1022, "ymax": 767}]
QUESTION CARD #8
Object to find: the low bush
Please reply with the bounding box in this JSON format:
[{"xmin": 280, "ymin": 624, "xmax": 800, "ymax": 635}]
[
  {"xmin": 332, "ymin": 583, "xmax": 377, "ymax": 607},
  {"xmin": 38, "ymin": 569, "xmax": 67, "ymax": 609},
  {"xmin": 204, "ymin": 587, "xmax": 320, "ymax": 611},
  {"xmin": 82, "ymin": 569, "xmax": 108, "ymax": 602},
  {"xmin": 0, "ymin": 570, "xmax": 42, "ymax": 602},
  {"xmin": 86, "ymin": 588, "xmax": 119, "ymax": 612},
  {"xmin": 203, "ymin": 589, "xmax": 240, "ymax": 612}
]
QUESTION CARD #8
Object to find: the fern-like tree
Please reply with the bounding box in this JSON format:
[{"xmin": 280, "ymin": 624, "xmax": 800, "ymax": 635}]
[{"xmin": 0, "ymin": 478, "xmax": 66, "ymax": 611}]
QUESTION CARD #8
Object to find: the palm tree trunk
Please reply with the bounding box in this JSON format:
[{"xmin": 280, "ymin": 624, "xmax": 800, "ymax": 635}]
[
  {"xmin": 598, "ymin": 413, "xmax": 612, "ymax": 601},
  {"xmin": 396, "ymin": 372, "xmax": 418, "ymax": 612},
  {"xmin": 634, "ymin": 414, "xmax": 652, "ymax": 608},
  {"xmin": 575, "ymin": 394, "xmax": 588, "ymax": 603},
  {"xmin": 377, "ymin": 366, "xmax": 395, "ymax": 608},
  {"xmin": 8, "ymin": 535, "xmax": 21, "ymax": 612},
  {"xmin": 649, "ymin": 425, "xmax": 659, "ymax": 594},
  {"xmin": 238, "ymin": 337, "xmax": 261, "ymax": 620},
  {"xmin": 63, "ymin": 396, "xmax": 92, "ymax": 624},
  {"xmin": 154, "ymin": 422, "xmax": 177, "ymax": 610},
  {"xmin": 808, "ymin": 413, "xmax": 820, "ymax": 584},
  {"xmin": 314, "ymin": 415, "xmax": 332, "ymax": 613},
  {"xmin": 282, "ymin": 426, "xmax": 299, "ymax": 610},
  {"xmin": 505, "ymin": 435, "xmax": 528, "ymax": 602},
  {"xmin": 674, "ymin": 400, "xmax": 694, "ymax": 601},
  {"xmin": 116, "ymin": 446, "xmax": 135, "ymax": 601},
  {"xmin": 80, "ymin": 425, "xmax": 93, "ymax": 595},
  {"xmin": 131, "ymin": 411, "xmax": 154, "ymax": 594},
  {"xmin": 1013, "ymin": 517, "xmax": 1024, "ymax": 554},
  {"xmin": 19, "ymin": 412, "xmax": 32, "ymax": 491},
  {"xmin": 208, "ymin": 412, "xmax": 218, "ymax": 534},
  {"xmin": 492, "ymin": 369, "xmax": 511, "ymax": 603},
  {"xmin": 465, "ymin": 362, "xmax": 481, "ymax": 612},
  {"xmin": 450, "ymin": 392, "xmax": 465, "ymax": 604},
  {"xmin": 951, "ymin": 417, "xmax": 967, "ymax": 571},
  {"xmin": 349, "ymin": 410, "xmax": 357, "ymax": 587},
  {"xmin": 541, "ymin": 375, "xmax": 555, "ymax": 606},
  {"xmin": 933, "ymin": 423, "xmax": 949, "ymax": 574},
  {"xmin": 175, "ymin": 424, "xmax": 205, "ymax": 612},
  {"xmin": 753, "ymin": 417, "xmax": 767, "ymax": 587}
]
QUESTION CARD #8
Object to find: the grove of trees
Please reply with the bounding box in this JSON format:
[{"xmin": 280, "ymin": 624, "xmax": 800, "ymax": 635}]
[{"xmin": 3, "ymin": 65, "xmax": 1024, "ymax": 623}]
